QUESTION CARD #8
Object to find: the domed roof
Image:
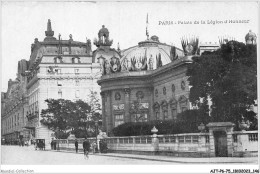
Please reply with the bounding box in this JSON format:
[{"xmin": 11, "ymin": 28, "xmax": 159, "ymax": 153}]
[
  {"xmin": 120, "ymin": 39, "xmax": 184, "ymax": 71},
  {"xmin": 245, "ymin": 30, "xmax": 257, "ymax": 39},
  {"xmin": 98, "ymin": 25, "xmax": 109, "ymax": 37},
  {"xmin": 245, "ymin": 30, "xmax": 257, "ymax": 45}
]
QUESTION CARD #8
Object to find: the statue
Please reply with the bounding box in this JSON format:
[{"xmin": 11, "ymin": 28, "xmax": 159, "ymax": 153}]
[
  {"xmin": 105, "ymin": 60, "xmax": 111, "ymax": 74},
  {"xmin": 148, "ymin": 55, "xmax": 153, "ymax": 70}
]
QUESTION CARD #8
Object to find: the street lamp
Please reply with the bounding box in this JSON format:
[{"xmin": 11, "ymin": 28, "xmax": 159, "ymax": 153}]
[{"xmin": 95, "ymin": 120, "xmax": 98, "ymax": 153}]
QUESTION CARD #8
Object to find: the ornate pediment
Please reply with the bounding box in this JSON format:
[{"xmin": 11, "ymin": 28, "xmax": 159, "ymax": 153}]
[
  {"xmin": 169, "ymin": 98, "xmax": 177, "ymax": 108},
  {"xmin": 178, "ymin": 95, "xmax": 188, "ymax": 105},
  {"xmin": 153, "ymin": 102, "xmax": 160, "ymax": 111},
  {"xmin": 160, "ymin": 100, "xmax": 168, "ymax": 110}
]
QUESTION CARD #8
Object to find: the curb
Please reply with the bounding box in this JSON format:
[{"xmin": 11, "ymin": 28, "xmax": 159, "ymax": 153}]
[{"xmin": 46, "ymin": 150, "xmax": 257, "ymax": 164}]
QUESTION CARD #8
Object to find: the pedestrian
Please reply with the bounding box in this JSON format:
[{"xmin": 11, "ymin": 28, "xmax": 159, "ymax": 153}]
[
  {"xmin": 51, "ymin": 140, "xmax": 54, "ymax": 150},
  {"xmin": 92, "ymin": 142, "xmax": 96, "ymax": 154},
  {"xmin": 83, "ymin": 138, "xmax": 90, "ymax": 159},
  {"xmin": 53, "ymin": 141, "xmax": 57, "ymax": 150},
  {"xmin": 75, "ymin": 139, "xmax": 78, "ymax": 153}
]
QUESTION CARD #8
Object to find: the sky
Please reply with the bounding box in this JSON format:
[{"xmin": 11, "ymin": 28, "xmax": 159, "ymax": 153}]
[{"xmin": 1, "ymin": 1, "xmax": 259, "ymax": 92}]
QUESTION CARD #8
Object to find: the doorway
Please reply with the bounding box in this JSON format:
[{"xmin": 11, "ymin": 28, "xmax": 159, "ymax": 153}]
[{"xmin": 214, "ymin": 131, "xmax": 228, "ymax": 157}]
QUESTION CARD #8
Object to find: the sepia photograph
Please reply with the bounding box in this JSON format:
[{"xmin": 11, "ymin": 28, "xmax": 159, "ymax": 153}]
[{"xmin": 1, "ymin": 0, "xmax": 259, "ymax": 173}]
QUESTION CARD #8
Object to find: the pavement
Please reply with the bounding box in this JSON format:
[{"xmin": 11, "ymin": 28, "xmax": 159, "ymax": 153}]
[{"xmin": 48, "ymin": 148, "xmax": 259, "ymax": 164}]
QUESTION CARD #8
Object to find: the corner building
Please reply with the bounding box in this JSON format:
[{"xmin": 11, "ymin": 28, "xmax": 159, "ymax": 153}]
[
  {"xmin": 1, "ymin": 19, "xmax": 101, "ymax": 146},
  {"xmin": 96, "ymin": 26, "xmax": 197, "ymax": 135},
  {"xmin": 26, "ymin": 20, "xmax": 101, "ymax": 145}
]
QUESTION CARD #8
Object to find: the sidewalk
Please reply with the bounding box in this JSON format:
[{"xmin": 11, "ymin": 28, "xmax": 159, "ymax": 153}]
[{"xmin": 48, "ymin": 149, "xmax": 258, "ymax": 164}]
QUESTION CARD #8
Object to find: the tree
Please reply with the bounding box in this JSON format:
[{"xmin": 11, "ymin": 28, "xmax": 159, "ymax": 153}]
[
  {"xmin": 40, "ymin": 99, "xmax": 92, "ymax": 138},
  {"xmin": 187, "ymin": 41, "xmax": 257, "ymax": 129},
  {"xmin": 87, "ymin": 90, "xmax": 102, "ymax": 135}
]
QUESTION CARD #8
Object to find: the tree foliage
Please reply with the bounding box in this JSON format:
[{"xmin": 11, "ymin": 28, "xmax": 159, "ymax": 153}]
[
  {"xmin": 187, "ymin": 41, "xmax": 257, "ymax": 129},
  {"xmin": 112, "ymin": 110, "xmax": 204, "ymax": 136},
  {"xmin": 40, "ymin": 96, "xmax": 102, "ymax": 139}
]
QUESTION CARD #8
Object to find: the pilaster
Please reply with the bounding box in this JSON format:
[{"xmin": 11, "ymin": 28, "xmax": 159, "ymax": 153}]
[{"xmin": 124, "ymin": 88, "xmax": 131, "ymax": 123}]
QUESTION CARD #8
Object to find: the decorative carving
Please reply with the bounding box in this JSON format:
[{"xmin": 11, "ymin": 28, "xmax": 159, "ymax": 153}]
[
  {"xmin": 115, "ymin": 92, "xmax": 121, "ymax": 101},
  {"xmin": 181, "ymin": 80, "xmax": 186, "ymax": 90},
  {"xmin": 179, "ymin": 95, "xmax": 188, "ymax": 105},
  {"xmin": 163, "ymin": 87, "xmax": 166, "ymax": 95},
  {"xmin": 170, "ymin": 46, "xmax": 178, "ymax": 61},
  {"xmin": 155, "ymin": 89, "xmax": 158, "ymax": 97},
  {"xmin": 161, "ymin": 100, "xmax": 168, "ymax": 110},
  {"xmin": 169, "ymin": 98, "xmax": 177, "ymax": 109},
  {"xmin": 45, "ymin": 19, "xmax": 54, "ymax": 37},
  {"xmin": 148, "ymin": 55, "xmax": 154, "ymax": 70},
  {"xmin": 136, "ymin": 91, "xmax": 144, "ymax": 100},
  {"xmin": 105, "ymin": 60, "xmax": 111, "ymax": 74},
  {"xmin": 156, "ymin": 53, "xmax": 162, "ymax": 68},
  {"xmin": 110, "ymin": 56, "xmax": 121, "ymax": 73},
  {"xmin": 113, "ymin": 104, "xmax": 124, "ymax": 111},
  {"xmin": 94, "ymin": 25, "xmax": 113, "ymax": 47},
  {"xmin": 181, "ymin": 36, "xmax": 199, "ymax": 56},
  {"xmin": 172, "ymin": 84, "xmax": 175, "ymax": 93},
  {"xmin": 153, "ymin": 102, "xmax": 160, "ymax": 111},
  {"xmin": 124, "ymin": 88, "xmax": 131, "ymax": 97}
]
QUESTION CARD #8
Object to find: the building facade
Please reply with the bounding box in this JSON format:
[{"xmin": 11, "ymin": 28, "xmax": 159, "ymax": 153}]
[
  {"xmin": 1, "ymin": 20, "xmax": 101, "ymax": 146},
  {"xmin": 96, "ymin": 26, "xmax": 201, "ymax": 135},
  {"xmin": 1, "ymin": 60, "xmax": 28, "ymax": 144}
]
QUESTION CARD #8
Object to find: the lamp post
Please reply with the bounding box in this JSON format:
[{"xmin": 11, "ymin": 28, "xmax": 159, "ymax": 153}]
[{"xmin": 95, "ymin": 121, "xmax": 98, "ymax": 152}]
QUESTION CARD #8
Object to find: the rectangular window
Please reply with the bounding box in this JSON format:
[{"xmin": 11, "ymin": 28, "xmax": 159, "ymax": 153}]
[
  {"xmin": 156, "ymin": 112, "xmax": 159, "ymax": 120},
  {"xmin": 57, "ymin": 80, "xmax": 62, "ymax": 86},
  {"xmin": 115, "ymin": 114, "xmax": 124, "ymax": 127},
  {"xmin": 58, "ymin": 90, "xmax": 62, "ymax": 98},
  {"xmin": 75, "ymin": 69, "xmax": 79, "ymax": 74},
  {"xmin": 171, "ymin": 109, "xmax": 177, "ymax": 120},
  {"xmin": 75, "ymin": 90, "xmax": 80, "ymax": 98},
  {"xmin": 55, "ymin": 69, "xmax": 61, "ymax": 74},
  {"xmin": 75, "ymin": 80, "xmax": 79, "ymax": 86},
  {"xmin": 163, "ymin": 110, "xmax": 168, "ymax": 120}
]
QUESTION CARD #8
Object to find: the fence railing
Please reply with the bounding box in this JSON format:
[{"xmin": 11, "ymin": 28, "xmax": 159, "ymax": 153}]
[{"xmin": 106, "ymin": 133, "xmax": 210, "ymax": 145}]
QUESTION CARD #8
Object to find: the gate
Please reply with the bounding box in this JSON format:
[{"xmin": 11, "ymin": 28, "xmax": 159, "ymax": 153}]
[{"xmin": 214, "ymin": 131, "xmax": 228, "ymax": 157}]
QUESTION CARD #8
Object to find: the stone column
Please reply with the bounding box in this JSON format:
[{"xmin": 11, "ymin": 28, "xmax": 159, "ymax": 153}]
[
  {"xmin": 226, "ymin": 126, "xmax": 234, "ymax": 157},
  {"xmin": 208, "ymin": 130, "xmax": 215, "ymax": 157},
  {"xmin": 148, "ymin": 87, "xmax": 154, "ymax": 121},
  {"xmin": 100, "ymin": 91, "xmax": 106, "ymax": 132},
  {"xmin": 106, "ymin": 91, "xmax": 113, "ymax": 135},
  {"xmin": 124, "ymin": 88, "xmax": 131, "ymax": 123}
]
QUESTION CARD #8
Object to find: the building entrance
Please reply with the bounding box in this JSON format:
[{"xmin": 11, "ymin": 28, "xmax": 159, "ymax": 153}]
[{"xmin": 214, "ymin": 131, "xmax": 228, "ymax": 157}]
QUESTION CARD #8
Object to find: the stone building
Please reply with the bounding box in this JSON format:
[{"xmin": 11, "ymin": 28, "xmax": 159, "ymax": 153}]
[
  {"xmin": 96, "ymin": 25, "xmax": 202, "ymax": 135},
  {"xmin": 1, "ymin": 60, "xmax": 28, "ymax": 144},
  {"xmin": 1, "ymin": 19, "xmax": 101, "ymax": 146}
]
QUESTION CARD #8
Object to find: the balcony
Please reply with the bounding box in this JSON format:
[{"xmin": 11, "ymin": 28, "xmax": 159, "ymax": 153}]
[{"xmin": 26, "ymin": 111, "xmax": 38, "ymax": 121}]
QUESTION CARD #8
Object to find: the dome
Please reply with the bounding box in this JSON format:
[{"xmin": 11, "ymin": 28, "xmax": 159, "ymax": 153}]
[
  {"xmin": 245, "ymin": 30, "xmax": 257, "ymax": 45},
  {"xmin": 120, "ymin": 40, "xmax": 184, "ymax": 71},
  {"xmin": 98, "ymin": 25, "xmax": 109, "ymax": 38}
]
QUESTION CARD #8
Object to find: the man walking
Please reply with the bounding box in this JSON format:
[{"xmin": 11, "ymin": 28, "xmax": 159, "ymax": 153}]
[
  {"xmin": 75, "ymin": 139, "xmax": 78, "ymax": 153},
  {"xmin": 83, "ymin": 138, "xmax": 90, "ymax": 159}
]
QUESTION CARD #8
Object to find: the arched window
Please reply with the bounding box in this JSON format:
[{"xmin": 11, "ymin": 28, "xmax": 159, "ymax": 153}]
[
  {"xmin": 72, "ymin": 57, "xmax": 80, "ymax": 63},
  {"xmin": 179, "ymin": 95, "xmax": 188, "ymax": 113},
  {"xmin": 153, "ymin": 102, "xmax": 160, "ymax": 120},
  {"xmin": 58, "ymin": 89, "xmax": 62, "ymax": 98},
  {"xmin": 161, "ymin": 100, "xmax": 168, "ymax": 120},
  {"xmin": 169, "ymin": 98, "xmax": 178, "ymax": 120}
]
